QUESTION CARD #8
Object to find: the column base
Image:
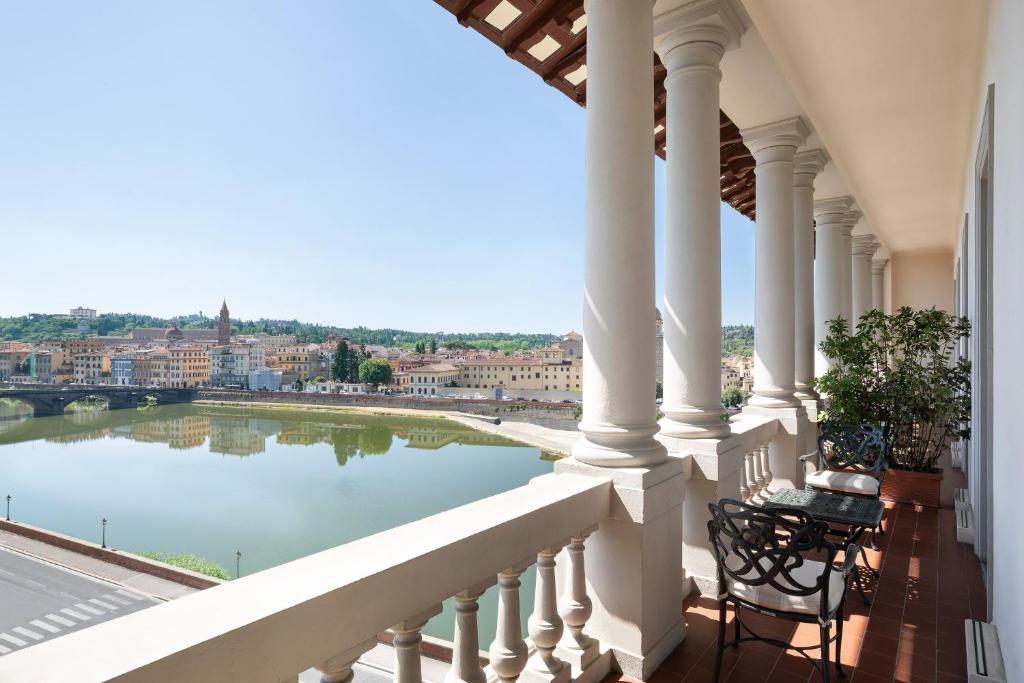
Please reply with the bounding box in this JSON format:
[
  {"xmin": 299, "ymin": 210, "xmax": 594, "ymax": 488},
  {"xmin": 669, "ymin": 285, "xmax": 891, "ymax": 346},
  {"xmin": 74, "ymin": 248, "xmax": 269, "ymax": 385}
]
[
  {"xmin": 572, "ymin": 422, "xmax": 667, "ymax": 468},
  {"xmin": 658, "ymin": 405, "xmax": 731, "ymax": 439},
  {"xmin": 747, "ymin": 389, "xmax": 801, "ymax": 409},
  {"xmin": 793, "ymin": 384, "xmax": 819, "ymax": 401}
]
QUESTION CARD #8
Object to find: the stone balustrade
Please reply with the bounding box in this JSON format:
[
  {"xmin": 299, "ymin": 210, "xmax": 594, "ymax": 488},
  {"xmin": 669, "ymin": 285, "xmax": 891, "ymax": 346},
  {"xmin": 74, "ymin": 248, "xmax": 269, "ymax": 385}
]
[{"xmin": 0, "ymin": 472, "xmax": 612, "ymax": 683}]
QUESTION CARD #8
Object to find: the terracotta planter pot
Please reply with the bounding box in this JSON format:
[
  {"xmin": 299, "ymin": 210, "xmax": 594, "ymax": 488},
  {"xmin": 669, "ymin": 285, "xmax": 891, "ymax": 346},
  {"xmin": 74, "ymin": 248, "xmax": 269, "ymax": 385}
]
[{"xmin": 880, "ymin": 468, "xmax": 944, "ymax": 507}]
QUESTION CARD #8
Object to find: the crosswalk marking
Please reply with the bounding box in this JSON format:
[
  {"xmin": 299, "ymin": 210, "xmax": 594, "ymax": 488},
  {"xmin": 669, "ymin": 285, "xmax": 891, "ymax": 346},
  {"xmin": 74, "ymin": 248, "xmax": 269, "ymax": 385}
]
[
  {"xmin": 75, "ymin": 602, "xmax": 104, "ymax": 616},
  {"xmin": 104, "ymin": 593, "xmax": 131, "ymax": 606},
  {"xmin": 12, "ymin": 626, "xmax": 43, "ymax": 641},
  {"xmin": 46, "ymin": 613, "xmax": 76, "ymax": 627},
  {"xmin": 30, "ymin": 620, "xmax": 61, "ymax": 634},
  {"xmin": 60, "ymin": 607, "xmax": 90, "ymax": 621},
  {"xmin": 0, "ymin": 633, "xmax": 27, "ymax": 647},
  {"xmin": 0, "ymin": 643, "xmax": 10, "ymax": 655},
  {"xmin": 89, "ymin": 598, "xmax": 118, "ymax": 611},
  {"xmin": 115, "ymin": 589, "xmax": 146, "ymax": 602}
]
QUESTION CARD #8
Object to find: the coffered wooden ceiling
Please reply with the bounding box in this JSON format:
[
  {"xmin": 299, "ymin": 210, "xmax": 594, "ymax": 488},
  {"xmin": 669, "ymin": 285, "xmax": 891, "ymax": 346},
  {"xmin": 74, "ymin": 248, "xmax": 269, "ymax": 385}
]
[{"xmin": 433, "ymin": 0, "xmax": 758, "ymax": 219}]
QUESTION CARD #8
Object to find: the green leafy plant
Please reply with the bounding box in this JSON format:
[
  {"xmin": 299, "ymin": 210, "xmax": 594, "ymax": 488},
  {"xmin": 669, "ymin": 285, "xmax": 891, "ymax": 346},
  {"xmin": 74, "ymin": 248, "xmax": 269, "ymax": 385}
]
[
  {"xmin": 814, "ymin": 307, "xmax": 971, "ymax": 473},
  {"xmin": 134, "ymin": 552, "xmax": 232, "ymax": 580}
]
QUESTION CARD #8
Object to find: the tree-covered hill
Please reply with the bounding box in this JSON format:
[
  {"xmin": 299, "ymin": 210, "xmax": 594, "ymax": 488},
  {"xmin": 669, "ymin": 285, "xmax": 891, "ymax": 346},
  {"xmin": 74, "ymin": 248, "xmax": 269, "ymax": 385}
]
[
  {"xmin": 722, "ymin": 325, "xmax": 754, "ymax": 357},
  {"xmin": 1, "ymin": 313, "xmax": 755, "ymax": 356}
]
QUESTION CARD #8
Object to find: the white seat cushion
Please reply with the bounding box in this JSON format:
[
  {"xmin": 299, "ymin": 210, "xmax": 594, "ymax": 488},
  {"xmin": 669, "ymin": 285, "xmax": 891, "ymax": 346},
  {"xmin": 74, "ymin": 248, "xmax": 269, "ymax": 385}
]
[
  {"xmin": 725, "ymin": 557, "xmax": 846, "ymax": 615},
  {"xmin": 805, "ymin": 469, "xmax": 880, "ymax": 496}
]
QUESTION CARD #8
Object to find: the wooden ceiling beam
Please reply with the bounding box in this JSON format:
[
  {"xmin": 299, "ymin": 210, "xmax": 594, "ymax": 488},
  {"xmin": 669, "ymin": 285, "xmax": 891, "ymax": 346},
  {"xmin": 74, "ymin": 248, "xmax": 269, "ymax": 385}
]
[{"xmin": 500, "ymin": 0, "xmax": 582, "ymax": 55}]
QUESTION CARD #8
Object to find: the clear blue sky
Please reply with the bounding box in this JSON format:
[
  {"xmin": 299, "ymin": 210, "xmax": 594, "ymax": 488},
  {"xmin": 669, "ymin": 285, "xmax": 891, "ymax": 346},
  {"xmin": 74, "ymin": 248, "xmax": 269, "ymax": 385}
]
[{"xmin": 0, "ymin": 0, "xmax": 754, "ymax": 333}]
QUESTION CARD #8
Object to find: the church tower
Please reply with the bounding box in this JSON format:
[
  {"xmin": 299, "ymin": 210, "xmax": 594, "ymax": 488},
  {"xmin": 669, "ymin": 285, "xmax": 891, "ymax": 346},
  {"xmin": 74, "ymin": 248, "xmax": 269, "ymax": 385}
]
[{"xmin": 218, "ymin": 300, "xmax": 231, "ymax": 345}]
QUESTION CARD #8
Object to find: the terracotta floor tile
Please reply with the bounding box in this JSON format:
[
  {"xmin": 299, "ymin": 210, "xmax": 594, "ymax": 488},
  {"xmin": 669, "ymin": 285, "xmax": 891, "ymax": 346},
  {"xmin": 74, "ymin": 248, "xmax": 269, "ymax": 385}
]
[{"xmin": 664, "ymin": 499, "xmax": 983, "ymax": 683}]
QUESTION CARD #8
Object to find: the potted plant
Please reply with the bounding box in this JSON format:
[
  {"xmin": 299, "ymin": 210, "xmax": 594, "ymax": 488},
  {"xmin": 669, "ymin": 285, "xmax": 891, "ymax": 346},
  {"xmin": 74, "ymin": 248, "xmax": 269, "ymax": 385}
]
[{"xmin": 814, "ymin": 307, "xmax": 971, "ymax": 506}]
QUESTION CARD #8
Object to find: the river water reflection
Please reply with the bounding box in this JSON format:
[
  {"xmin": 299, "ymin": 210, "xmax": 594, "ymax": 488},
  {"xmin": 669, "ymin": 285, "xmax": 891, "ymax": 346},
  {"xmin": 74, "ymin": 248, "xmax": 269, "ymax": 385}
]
[{"xmin": 0, "ymin": 402, "xmax": 555, "ymax": 642}]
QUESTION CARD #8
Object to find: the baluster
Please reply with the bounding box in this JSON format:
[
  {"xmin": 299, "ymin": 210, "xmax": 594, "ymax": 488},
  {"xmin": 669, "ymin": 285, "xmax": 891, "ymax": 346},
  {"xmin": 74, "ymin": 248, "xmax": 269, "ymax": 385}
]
[
  {"xmin": 489, "ymin": 567, "xmax": 529, "ymax": 683},
  {"xmin": 745, "ymin": 452, "xmax": 758, "ymax": 501},
  {"xmin": 739, "ymin": 453, "xmax": 750, "ymax": 501},
  {"xmin": 759, "ymin": 444, "xmax": 773, "ymax": 495},
  {"xmin": 445, "ymin": 585, "xmax": 490, "ymax": 683},
  {"xmin": 524, "ymin": 547, "xmax": 569, "ymax": 683},
  {"xmin": 752, "ymin": 447, "xmax": 766, "ymax": 500},
  {"xmin": 391, "ymin": 605, "xmax": 442, "ymax": 683},
  {"xmin": 555, "ymin": 532, "xmax": 598, "ymax": 673},
  {"xmin": 319, "ymin": 638, "xmax": 377, "ymax": 683}
]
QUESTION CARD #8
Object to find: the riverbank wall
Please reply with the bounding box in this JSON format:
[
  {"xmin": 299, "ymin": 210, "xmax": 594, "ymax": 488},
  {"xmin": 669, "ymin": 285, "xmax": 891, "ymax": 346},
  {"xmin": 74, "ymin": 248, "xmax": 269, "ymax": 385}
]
[{"xmin": 196, "ymin": 389, "xmax": 579, "ymax": 424}]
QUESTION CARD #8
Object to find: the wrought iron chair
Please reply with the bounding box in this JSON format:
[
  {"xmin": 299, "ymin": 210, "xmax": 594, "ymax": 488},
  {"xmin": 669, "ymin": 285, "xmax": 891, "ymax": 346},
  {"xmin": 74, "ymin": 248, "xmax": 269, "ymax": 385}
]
[
  {"xmin": 801, "ymin": 423, "xmax": 888, "ymax": 499},
  {"xmin": 707, "ymin": 499, "xmax": 859, "ymax": 682}
]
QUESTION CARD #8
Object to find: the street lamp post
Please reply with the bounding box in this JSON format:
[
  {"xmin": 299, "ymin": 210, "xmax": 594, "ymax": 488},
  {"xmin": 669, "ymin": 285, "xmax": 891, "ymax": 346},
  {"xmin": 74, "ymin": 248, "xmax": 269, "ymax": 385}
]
[
  {"xmin": 235, "ymin": 550, "xmax": 241, "ymax": 579},
  {"xmin": 5, "ymin": 495, "xmax": 10, "ymax": 521},
  {"xmin": 101, "ymin": 518, "xmax": 107, "ymax": 549}
]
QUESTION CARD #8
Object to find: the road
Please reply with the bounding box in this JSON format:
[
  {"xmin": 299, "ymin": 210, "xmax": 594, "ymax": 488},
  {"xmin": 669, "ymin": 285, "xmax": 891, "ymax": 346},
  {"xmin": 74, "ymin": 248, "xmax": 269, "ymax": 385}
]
[{"xmin": 0, "ymin": 547, "xmax": 157, "ymax": 657}]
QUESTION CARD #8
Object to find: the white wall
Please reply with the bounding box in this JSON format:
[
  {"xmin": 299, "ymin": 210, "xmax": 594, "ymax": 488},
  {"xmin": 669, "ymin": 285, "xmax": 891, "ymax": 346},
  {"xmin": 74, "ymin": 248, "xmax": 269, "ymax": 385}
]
[{"xmin": 955, "ymin": 0, "xmax": 1024, "ymax": 678}]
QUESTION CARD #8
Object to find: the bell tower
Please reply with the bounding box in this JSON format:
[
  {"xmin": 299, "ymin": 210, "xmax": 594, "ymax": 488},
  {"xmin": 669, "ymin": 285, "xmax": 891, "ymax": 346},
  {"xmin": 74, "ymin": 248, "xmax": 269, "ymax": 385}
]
[{"xmin": 218, "ymin": 300, "xmax": 231, "ymax": 345}]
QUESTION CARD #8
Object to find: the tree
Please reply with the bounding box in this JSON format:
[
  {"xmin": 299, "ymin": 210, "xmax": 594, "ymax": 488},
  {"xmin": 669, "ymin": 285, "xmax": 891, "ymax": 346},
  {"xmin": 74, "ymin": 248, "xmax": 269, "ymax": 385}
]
[
  {"xmin": 332, "ymin": 341, "xmax": 349, "ymax": 381},
  {"xmin": 294, "ymin": 377, "xmax": 304, "ymax": 392},
  {"xmin": 358, "ymin": 358, "xmax": 393, "ymax": 388},
  {"xmin": 428, "ymin": 338, "xmax": 438, "ymax": 354},
  {"xmin": 346, "ymin": 345, "xmax": 367, "ymax": 382},
  {"xmin": 655, "ymin": 381, "xmax": 663, "ymax": 400},
  {"xmin": 414, "ymin": 340, "xmax": 426, "ymax": 354},
  {"xmin": 721, "ymin": 384, "xmax": 745, "ymax": 408}
]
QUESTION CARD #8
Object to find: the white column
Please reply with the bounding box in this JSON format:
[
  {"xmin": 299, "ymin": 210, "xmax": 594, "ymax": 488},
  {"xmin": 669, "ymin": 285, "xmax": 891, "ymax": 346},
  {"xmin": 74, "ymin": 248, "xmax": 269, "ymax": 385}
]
[
  {"xmin": 872, "ymin": 259, "xmax": 888, "ymax": 312},
  {"xmin": 852, "ymin": 234, "xmax": 879, "ymax": 323},
  {"xmin": 792, "ymin": 149, "xmax": 828, "ymax": 400},
  {"xmin": 655, "ymin": 9, "xmax": 741, "ymax": 439},
  {"xmin": 740, "ymin": 117, "xmax": 810, "ymax": 408},
  {"xmin": 813, "ymin": 197, "xmax": 852, "ymax": 377},
  {"xmin": 840, "ymin": 209, "xmax": 861, "ymax": 330},
  {"xmin": 573, "ymin": 0, "xmax": 665, "ymax": 467}
]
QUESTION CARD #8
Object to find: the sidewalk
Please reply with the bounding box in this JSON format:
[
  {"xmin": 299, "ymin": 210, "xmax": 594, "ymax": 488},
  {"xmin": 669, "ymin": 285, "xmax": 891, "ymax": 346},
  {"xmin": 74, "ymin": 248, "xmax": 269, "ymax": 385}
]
[{"xmin": 0, "ymin": 528, "xmax": 200, "ymax": 601}]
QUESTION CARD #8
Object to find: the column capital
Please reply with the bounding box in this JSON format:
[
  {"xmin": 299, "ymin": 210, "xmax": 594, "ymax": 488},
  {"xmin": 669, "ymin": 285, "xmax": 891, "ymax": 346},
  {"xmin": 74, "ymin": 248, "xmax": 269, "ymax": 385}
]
[
  {"xmin": 740, "ymin": 117, "xmax": 811, "ymax": 161},
  {"xmin": 841, "ymin": 209, "xmax": 862, "ymax": 235},
  {"xmin": 654, "ymin": 0, "xmax": 746, "ymax": 65},
  {"xmin": 852, "ymin": 234, "xmax": 879, "ymax": 257},
  {"xmin": 793, "ymin": 148, "xmax": 830, "ymax": 188},
  {"xmin": 872, "ymin": 258, "xmax": 889, "ymax": 274},
  {"xmin": 813, "ymin": 195, "xmax": 852, "ymax": 223}
]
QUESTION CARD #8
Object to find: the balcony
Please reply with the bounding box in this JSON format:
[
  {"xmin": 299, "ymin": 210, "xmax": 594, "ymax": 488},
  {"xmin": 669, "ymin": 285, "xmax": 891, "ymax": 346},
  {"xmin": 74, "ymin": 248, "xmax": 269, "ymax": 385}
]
[{"xmin": 1, "ymin": 0, "xmax": 1018, "ymax": 681}]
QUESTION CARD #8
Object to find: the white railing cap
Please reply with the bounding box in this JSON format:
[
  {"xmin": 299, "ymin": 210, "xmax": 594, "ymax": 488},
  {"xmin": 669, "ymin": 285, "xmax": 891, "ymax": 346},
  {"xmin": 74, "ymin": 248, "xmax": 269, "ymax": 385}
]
[{"xmin": 0, "ymin": 473, "xmax": 611, "ymax": 683}]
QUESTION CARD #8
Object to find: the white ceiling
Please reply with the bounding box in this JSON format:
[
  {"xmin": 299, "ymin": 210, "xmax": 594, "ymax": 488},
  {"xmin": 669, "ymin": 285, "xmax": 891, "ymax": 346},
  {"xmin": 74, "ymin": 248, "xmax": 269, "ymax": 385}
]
[{"xmin": 730, "ymin": 0, "xmax": 990, "ymax": 254}]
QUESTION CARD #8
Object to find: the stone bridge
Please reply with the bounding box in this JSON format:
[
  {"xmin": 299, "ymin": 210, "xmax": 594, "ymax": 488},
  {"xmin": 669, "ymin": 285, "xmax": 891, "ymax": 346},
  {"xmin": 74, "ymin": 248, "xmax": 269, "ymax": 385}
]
[{"xmin": 1, "ymin": 385, "xmax": 197, "ymax": 417}]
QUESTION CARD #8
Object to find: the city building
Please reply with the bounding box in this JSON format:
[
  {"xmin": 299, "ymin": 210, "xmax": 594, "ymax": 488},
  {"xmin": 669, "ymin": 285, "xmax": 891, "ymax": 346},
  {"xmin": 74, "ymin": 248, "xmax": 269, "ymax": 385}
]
[
  {"xmin": 71, "ymin": 352, "xmax": 111, "ymax": 384},
  {"xmin": 69, "ymin": 306, "xmax": 97, "ymax": 320},
  {"xmin": 111, "ymin": 353, "xmax": 134, "ymax": 386},
  {"xmin": 248, "ymin": 367, "xmax": 283, "ymax": 391},
  {"xmin": 407, "ymin": 363, "xmax": 459, "ymax": 395},
  {"xmin": 458, "ymin": 348, "xmax": 582, "ymax": 393},
  {"xmin": 167, "ymin": 345, "xmax": 210, "ymax": 388},
  {"xmin": 557, "ymin": 331, "xmax": 583, "ymax": 359},
  {"xmin": 132, "ymin": 349, "xmax": 169, "ymax": 387},
  {"xmin": 266, "ymin": 347, "xmax": 323, "ymax": 381},
  {"xmin": 209, "ymin": 345, "xmax": 251, "ymax": 388}
]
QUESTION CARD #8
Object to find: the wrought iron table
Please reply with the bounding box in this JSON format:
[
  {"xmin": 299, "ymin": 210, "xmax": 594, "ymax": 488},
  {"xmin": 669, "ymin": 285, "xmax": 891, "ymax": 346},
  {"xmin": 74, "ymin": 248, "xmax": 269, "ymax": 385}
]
[{"xmin": 762, "ymin": 488, "xmax": 884, "ymax": 604}]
